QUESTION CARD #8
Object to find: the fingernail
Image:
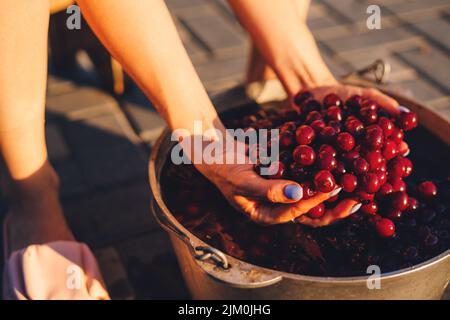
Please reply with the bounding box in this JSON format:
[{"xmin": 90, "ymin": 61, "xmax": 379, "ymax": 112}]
[
  {"xmin": 284, "ymin": 185, "xmax": 303, "ymax": 201},
  {"xmin": 398, "ymin": 106, "xmax": 411, "ymax": 113},
  {"xmin": 329, "ymin": 187, "xmax": 342, "ymax": 198},
  {"xmin": 403, "ymin": 149, "xmax": 410, "ymax": 157},
  {"xmin": 350, "ymin": 203, "xmax": 362, "ymax": 214}
]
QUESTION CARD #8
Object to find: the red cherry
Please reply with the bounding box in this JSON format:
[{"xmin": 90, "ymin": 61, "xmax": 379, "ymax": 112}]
[
  {"xmin": 375, "ymin": 218, "xmax": 396, "ymax": 238},
  {"xmin": 341, "ymin": 173, "xmax": 358, "ymax": 193},
  {"xmin": 279, "ymin": 150, "xmax": 292, "ymax": 164},
  {"xmin": 390, "ymin": 191, "xmax": 409, "ymax": 211},
  {"xmin": 346, "ymin": 95, "xmax": 362, "ymax": 111},
  {"xmin": 289, "ymin": 162, "xmax": 311, "ymax": 181},
  {"xmin": 325, "ymin": 106, "xmax": 342, "ymax": 121},
  {"xmin": 342, "ymin": 149, "xmax": 361, "ymax": 164},
  {"xmin": 323, "ymin": 93, "xmax": 342, "ymax": 108},
  {"xmin": 279, "ymin": 131, "xmax": 296, "ymax": 148},
  {"xmin": 378, "ymin": 117, "xmax": 394, "ymax": 137},
  {"xmin": 397, "ymin": 111, "xmax": 418, "ymax": 131},
  {"xmin": 319, "ymin": 126, "xmax": 337, "ymax": 142},
  {"xmin": 293, "ymin": 145, "xmax": 316, "ymax": 166},
  {"xmin": 364, "ymin": 125, "xmax": 384, "ymax": 150},
  {"xmin": 317, "ymin": 152, "xmax": 337, "ymax": 171},
  {"xmin": 279, "ymin": 121, "xmax": 296, "ymax": 133},
  {"xmin": 314, "ymin": 170, "xmax": 336, "ymax": 193},
  {"xmin": 402, "ymin": 158, "xmax": 413, "ymax": 177},
  {"xmin": 345, "ymin": 119, "xmax": 364, "ymax": 136},
  {"xmin": 265, "ymin": 161, "xmax": 286, "ymax": 179},
  {"xmin": 353, "ymin": 157, "xmax": 369, "ymax": 175},
  {"xmin": 406, "ymin": 197, "xmax": 420, "ymax": 213},
  {"xmin": 355, "ymin": 188, "xmax": 375, "ymax": 202},
  {"xmin": 364, "ymin": 150, "xmax": 384, "ymax": 170},
  {"xmin": 307, "ymin": 203, "xmax": 325, "ymax": 219},
  {"xmin": 334, "ymin": 161, "xmax": 347, "ymax": 176},
  {"xmin": 362, "ymin": 173, "xmax": 381, "ymax": 193},
  {"xmin": 319, "ymin": 144, "xmax": 337, "ymax": 157},
  {"xmin": 295, "ymin": 125, "xmax": 315, "ymax": 145},
  {"xmin": 391, "ymin": 128, "xmax": 404, "ymax": 144},
  {"xmin": 328, "ymin": 120, "xmax": 342, "ymax": 133},
  {"xmin": 361, "ymin": 202, "xmax": 378, "ymax": 215},
  {"xmin": 311, "ymin": 119, "xmax": 326, "ymax": 133},
  {"xmin": 361, "ymin": 99, "xmax": 378, "ymax": 111},
  {"xmin": 376, "ymin": 170, "xmax": 387, "ymax": 185},
  {"xmin": 387, "ymin": 208, "xmax": 403, "ymax": 220},
  {"xmin": 390, "ymin": 177, "xmax": 406, "ymax": 192},
  {"xmin": 303, "ymin": 99, "xmax": 322, "ymax": 113},
  {"xmin": 294, "ymin": 91, "xmax": 313, "ymax": 107},
  {"xmin": 382, "ymin": 139, "xmax": 398, "ymax": 160},
  {"xmin": 300, "ymin": 181, "xmax": 317, "ymax": 199},
  {"xmin": 388, "ymin": 156, "xmax": 407, "ymax": 178},
  {"xmin": 305, "ymin": 111, "xmax": 322, "ymax": 124},
  {"xmin": 360, "ymin": 107, "xmax": 378, "ymax": 125},
  {"xmin": 417, "ymin": 181, "xmax": 438, "ymax": 200},
  {"xmin": 377, "ymin": 183, "xmax": 394, "ymax": 198},
  {"xmin": 336, "ymin": 132, "xmax": 355, "ymax": 152}
]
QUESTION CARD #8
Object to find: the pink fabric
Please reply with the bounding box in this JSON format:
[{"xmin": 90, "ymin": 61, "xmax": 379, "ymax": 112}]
[{"xmin": 3, "ymin": 241, "xmax": 110, "ymax": 300}]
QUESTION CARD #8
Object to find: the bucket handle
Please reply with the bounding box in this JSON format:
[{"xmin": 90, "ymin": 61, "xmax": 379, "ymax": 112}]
[
  {"xmin": 151, "ymin": 197, "xmax": 230, "ymax": 270},
  {"xmin": 342, "ymin": 59, "xmax": 391, "ymax": 84}
]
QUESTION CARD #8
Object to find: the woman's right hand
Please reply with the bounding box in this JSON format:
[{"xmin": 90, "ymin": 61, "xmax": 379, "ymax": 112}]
[{"xmin": 193, "ymin": 138, "xmax": 359, "ymax": 226}]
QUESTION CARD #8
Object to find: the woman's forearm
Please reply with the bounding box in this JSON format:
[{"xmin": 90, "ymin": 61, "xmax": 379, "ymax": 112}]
[
  {"xmin": 228, "ymin": 0, "xmax": 336, "ymax": 94},
  {"xmin": 77, "ymin": 0, "xmax": 222, "ymax": 134}
]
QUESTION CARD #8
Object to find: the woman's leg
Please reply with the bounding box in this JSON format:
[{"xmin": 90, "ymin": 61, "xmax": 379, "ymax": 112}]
[
  {"xmin": 0, "ymin": 0, "xmax": 73, "ymax": 253},
  {"xmin": 245, "ymin": 0, "xmax": 311, "ymax": 84}
]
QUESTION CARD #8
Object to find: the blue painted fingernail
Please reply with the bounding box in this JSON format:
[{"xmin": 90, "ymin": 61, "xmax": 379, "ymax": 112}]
[
  {"xmin": 350, "ymin": 203, "xmax": 362, "ymax": 214},
  {"xmin": 284, "ymin": 185, "xmax": 303, "ymax": 201},
  {"xmin": 398, "ymin": 106, "xmax": 411, "ymax": 113}
]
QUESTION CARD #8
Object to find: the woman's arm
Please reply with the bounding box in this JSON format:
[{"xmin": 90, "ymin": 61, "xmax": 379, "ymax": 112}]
[
  {"xmin": 228, "ymin": 0, "xmax": 336, "ymax": 96},
  {"xmin": 228, "ymin": 0, "xmax": 400, "ymax": 112},
  {"xmin": 77, "ymin": 0, "xmax": 218, "ymax": 134}
]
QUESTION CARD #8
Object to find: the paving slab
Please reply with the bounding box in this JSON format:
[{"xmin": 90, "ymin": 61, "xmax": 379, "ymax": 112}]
[
  {"xmin": 116, "ymin": 231, "xmax": 190, "ymax": 299},
  {"xmin": 323, "ymin": 26, "xmax": 422, "ymax": 59},
  {"xmin": 46, "ymin": 122, "xmax": 71, "ymax": 162},
  {"xmin": 396, "ymin": 47, "xmax": 450, "ymax": 93},
  {"xmin": 46, "ymin": 86, "xmax": 119, "ymax": 121},
  {"xmin": 121, "ymin": 87, "xmax": 167, "ymax": 146},
  {"xmin": 63, "ymin": 113, "xmax": 147, "ymax": 188},
  {"xmin": 177, "ymin": 4, "xmax": 247, "ymax": 57},
  {"xmin": 63, "ymin": 181, "xmax": 157, "ymax": 248},
  {"xmin": 94, "ymin": 246, "xmax": 136, "ymax": 300}
]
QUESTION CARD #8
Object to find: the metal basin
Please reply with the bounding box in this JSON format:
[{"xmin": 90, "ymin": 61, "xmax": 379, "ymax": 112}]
[{"xmin": 149, "ymin": 72, "xmax": 450, "ymax": 299}]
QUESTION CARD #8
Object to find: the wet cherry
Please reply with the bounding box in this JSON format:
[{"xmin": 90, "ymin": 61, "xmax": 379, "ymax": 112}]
[
  {"xmin": 293, "ymin": 145, "xmax": 316, "ymax": 166},
  {"xmin": 314, "ymin": 170, "xmax": 336, "ymax": 193}
]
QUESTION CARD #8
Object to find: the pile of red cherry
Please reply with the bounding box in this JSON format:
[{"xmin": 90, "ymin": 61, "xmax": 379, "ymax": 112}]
[{"xmin": 254, "ymin": 91, "xmax": 438, "ymax": 238}]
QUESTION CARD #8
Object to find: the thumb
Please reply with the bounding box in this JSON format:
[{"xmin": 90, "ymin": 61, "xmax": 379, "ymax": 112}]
[{"xmin": 242, "ymin": 173, "xmax": 304, "ymax": 203}]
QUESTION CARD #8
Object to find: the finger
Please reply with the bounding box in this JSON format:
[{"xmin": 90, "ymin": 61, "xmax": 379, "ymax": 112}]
[
  {"xmin": 244, "ymin": 187, "xmax": 342, "ymax": 225},
  {"xmin": 359, "ymin": 87, "xmax": 400, "ymax": 114},
  {"xmin": 296, "ymin": 199, "xmax": 360, "ymax": 228},
  {"xmin": 239, "ymin": 171, "xmax": 304, "ymax": 203}
]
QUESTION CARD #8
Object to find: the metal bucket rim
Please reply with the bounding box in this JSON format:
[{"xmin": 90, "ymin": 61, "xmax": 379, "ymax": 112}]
[{"xmin": 149, "ymin": 127, "xmax": 450, "ymax": 284}]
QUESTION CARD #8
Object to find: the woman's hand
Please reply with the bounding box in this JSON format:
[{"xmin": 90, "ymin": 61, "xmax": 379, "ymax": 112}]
[
  {"xmin": 196, "ymin": 155, "xmax": 344, "ymax": 226},
  {"xmin": 306, "ymin": 84, "xmax": 410, "ymax": 155}
]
